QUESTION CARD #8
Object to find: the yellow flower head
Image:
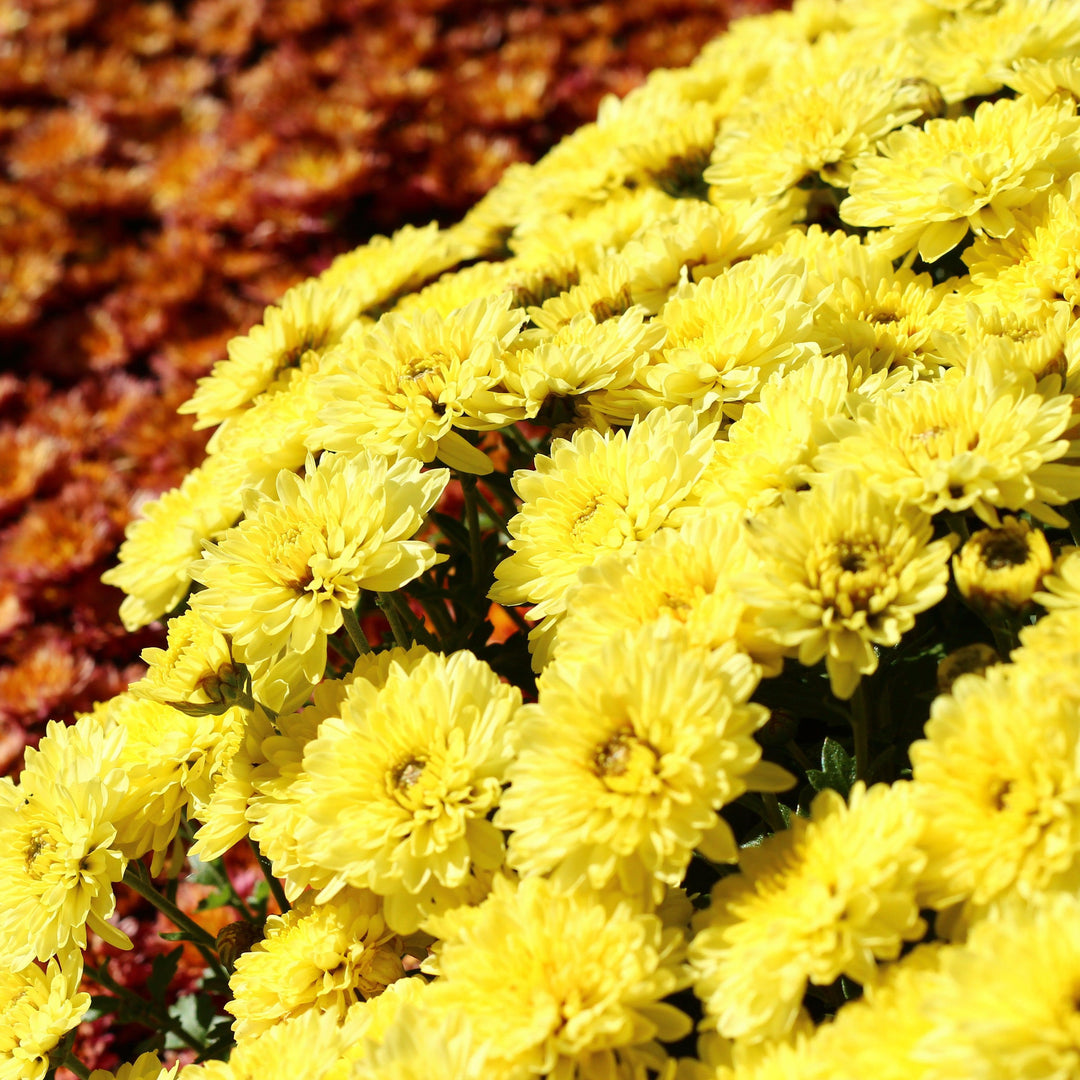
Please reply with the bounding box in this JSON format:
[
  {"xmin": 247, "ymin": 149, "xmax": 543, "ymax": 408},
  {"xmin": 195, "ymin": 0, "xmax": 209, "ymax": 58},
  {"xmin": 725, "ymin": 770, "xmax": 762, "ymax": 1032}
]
[
  {"xmin": 952, "ymin": 515, "xmax": 1054, "ymax": 618},
  {"xmin": 497, "ymin": 632, "xmax": 791, "ymax": 901},
  {"xmin": 689, "ymin": 782, "xmax": 926, "ymax": 1042},
  {"xmin": 814, "ymin": 362, "xmax": 1080, "ymax": 527},
  {"xmin": 840, "ymin": 95, "xmax": 1080, "ymax": 261},
  {"xmin": 130, "ymin": 609, "xmax": 239, "ymax": 711},
  {"xmin": 101, "ymin": 462, "xmax": 243, "ymax": 632},
  {"xmin": 180, "ymin": 279, "xmax": 355, "ymax": 431},
  {"xmin": 913, "ymin": 891, "xmax": 1080, "ymax": 1080},
  {"xmin": 308, "ymin": 292, "xmax": 526, "ymax": 474},
  {"xmin": 287, "ymin": 649, "xmax": 521, "ymax": 932},
  {"xmin": 552, "ymin": 510, "xmax": 785, "ymax": 677},
  {"xmin": 1035, "ymin": 545, "xmax": 1080, "ymax": 611},
  {"xmin": 190, "ymin": 452, "xmax": 448, "ymax": 685},
  {"xmin": 489, "ymin": 406, "xmax": 716, "ymax": 661},
  {"xmin": 741, "ymin": 470, "xmax": 955, "ymax": 700},
  {"xmin": 0, "ymin": 951, "xmax": 90, "ymax": 1080},
  {"xmin": 646, "ymin": 252, "xmax": 822, "ymax": 415},
  {"xmin": 0, "ymin": 720, "xmax": 130, "ymax": 967},
  {"xmin": 911, "ymin": 661, "xmax": 1080, "ymax": 930},
  {"xmin": 423, "ymin": 874, "xmax": 692, "ymax": 1080},
  {"xmin": 226, "ymin": 889, "xmax": 405, "ymax": 1040},
  {"xmin": 705, "ymin": 67, "xmax": 929, "ymax": 202}
]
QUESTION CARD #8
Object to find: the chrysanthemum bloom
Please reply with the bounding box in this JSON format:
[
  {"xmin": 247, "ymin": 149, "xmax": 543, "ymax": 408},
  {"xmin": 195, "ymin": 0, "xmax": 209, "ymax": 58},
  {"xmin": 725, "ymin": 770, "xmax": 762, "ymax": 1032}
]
[
  {"xmin": 182, "ymin": 1004, "xmax": 369, "ymax": 1080},
  {"xmin": 489, "ymin": 406, "xmax": 716, "ymax": 666},
  {"xmin": 935, "ymin": 643, "xmax": 1001, "ymax": 696},
  {"xmin": 550, "ymin": 511, "xmax": 784, "ymax": 676},
  {"xmin": 180, "ymin": 278, "xmax": 357, "ymax": 431},
  {"xmin": 689, "ymin": 782, "xmax": 926, "ymax": 1043},
  {"xmin": 286, "ymin": 649, "xmax": 521, "ymax": 933},
  {"xmin": 226, "ymin": 889, "xmax": 405, "ymax": 1040},
  {"xmin": 245, "ymin": 647, "xmax": 430, "ymax": 899},
  {"xmin": 804, "ymin": 943, "xmax": 946, "ymax": 1080},
  {"xmin": 423, "ymin": 875, "xmax": 692, "ymax": 1079},
  {"xmin": 501, "ymin": 307, "xmax": 664, "ymax": 418},
  {"xmin": 952, "ymin": 515, "xmax": 1053, "ymax": 618},
  {"xmin": 1035, "ymin": 545, "xmax": 1080, "ymax": 610},
  {"xmin": 740, "ymin": 470, "xmax": 954, "ymax": 700},
  {"xmin": 307, "ymin": 292, "xmax": 526, "ymax": 474},
  {"xmin": 910, "ymin": 661, "xmax": 1080, "ymax": 931},
  {"xmin": 840, "ymin": 94, "xmax": 1080, "ymax": 261},
  {"xmin": 0, "ymin": 721, "xmax": 130, "ymax": 968},
  {"xmin": 87, "ymin": 1051, "xmax": 180, "ymax": 1080},
  {"xmin": 911, "ymin": 892, "xmax": 1080, "ymax": 1079},
  {"xmin": 102, "ymin": 462, "xmax": 244, "ymax": 631},
  {"xmin": 82, "ymin": 691, "xmax": 244, "ymax": 868},
  {"xmin": 681, "ymin": 355, "xmax": 856, "ymax": 518},
  {"xmin": 497, "ymin": 633, "xmax": 791, "ymax": 901},
  {"xmin": 636, "ymin": 251, "xmax": 821, "ymax": 416},
  {"xmin": 0, "ymin": 951, "xmax": 90, "ymax": 1080},
  {"xmin": 129, "ymin": 608, "xmax": 240, "ymax": 711},
  {"xmin": 343, "ymin": 1001, "xmax": 497, "ymax": 1080},
  {"xmin": 705, "ymin": 67, "xmax": 930, "ymax": 202},
  {"xmin": 190, "ymin": 451, "xmax": 448, "ymax": 685},
  {"xmin": 813, "ymin": 361, "xmax": 1080, "ymax": 528}
]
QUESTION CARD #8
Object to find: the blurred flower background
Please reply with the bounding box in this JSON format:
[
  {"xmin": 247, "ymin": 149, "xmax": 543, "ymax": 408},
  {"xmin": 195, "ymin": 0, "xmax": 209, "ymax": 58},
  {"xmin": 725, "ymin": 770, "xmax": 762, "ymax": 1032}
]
[{"xmin": 0, "ymin": 0, "xmax": 781, "ymax": 778}]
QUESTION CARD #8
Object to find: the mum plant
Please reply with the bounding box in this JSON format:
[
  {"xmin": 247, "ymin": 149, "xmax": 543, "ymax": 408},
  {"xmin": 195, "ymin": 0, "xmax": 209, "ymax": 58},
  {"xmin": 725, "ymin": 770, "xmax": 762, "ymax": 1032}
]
[{"xmin": 11, "ymin": 0, "xmax": 1080, "ymax": 1077}]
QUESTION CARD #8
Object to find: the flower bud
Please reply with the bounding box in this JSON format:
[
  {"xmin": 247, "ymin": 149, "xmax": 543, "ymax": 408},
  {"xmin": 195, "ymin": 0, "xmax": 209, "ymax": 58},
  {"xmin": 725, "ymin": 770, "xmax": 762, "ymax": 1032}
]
[{"xmin": 952, "ymin": 516, "xmax": 1053, "ymax": 620}]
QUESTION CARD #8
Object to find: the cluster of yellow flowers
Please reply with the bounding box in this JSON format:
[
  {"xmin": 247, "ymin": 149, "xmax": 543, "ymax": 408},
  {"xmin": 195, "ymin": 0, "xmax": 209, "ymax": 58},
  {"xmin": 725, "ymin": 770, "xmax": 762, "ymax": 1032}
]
[{"xmin": 12, "ymin": 0, "xmax": 1080, "ymax": 1077}]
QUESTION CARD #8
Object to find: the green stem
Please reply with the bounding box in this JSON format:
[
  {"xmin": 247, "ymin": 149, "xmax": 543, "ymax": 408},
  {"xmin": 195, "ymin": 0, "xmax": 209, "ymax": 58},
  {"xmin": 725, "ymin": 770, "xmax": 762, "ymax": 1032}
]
[
  {"xmin": 61, "ymin": 1052, "xmax": 91, "ymax": 1080},
  {"xmin": 945, "ymin": 511, "xmax": 971, "ymax": 544},
  {"xmin": 123, "ymin": 863, "xmax": 228, "ymax": 982},
  {"xmin": 249, "ymin": 838, "xmax": 290, "ymax": 915},
  {"xmin": 376, "ymin": 592, "xmax": 414, "ymax": 649},
  {"xmin": 342, "ymin": 605, "xmax": 372, "ymax": 655},
  {"xmin": 850, "ymin": 679, "xmax": 871, "ymax": 785},
  {"xmin": 989, "ymin": 620, "xmax": 1019, "ymax": 660},
  {"xmin": 785, "ymin": 739, "xmax": 814, "ymax": 772},
  {"xmin": 459, "ymin": 474, "xmax": 485, "ymax": 587},
  {"xmin": 475, "ymin": 485, "xmax": 512, "ymax": 537},
  {"xmin": 501, "ymin": 422, "xmax": 536, "ymax": 464},
  {"xmin": 761, "ymin": 792, "xmax": 787, "ymax": 833}
]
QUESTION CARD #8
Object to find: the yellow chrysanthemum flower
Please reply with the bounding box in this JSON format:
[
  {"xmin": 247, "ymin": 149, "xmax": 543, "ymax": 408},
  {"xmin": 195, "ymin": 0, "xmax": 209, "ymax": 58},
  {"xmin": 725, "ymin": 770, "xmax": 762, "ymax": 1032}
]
[
  {"xmin": 497, "ymin": 632, "xmax": 791, "ymax": 901},
  {"xmin": 129, "ymin": 609, "xmax": 239, "ymax": 711},
  {"xmin": 286, "ymin": 649, "xmax": 521, "ymax": 932},
  {"xmin": 0, "ymin": 951, "xmax": 90, "ymax": 1080},
  {"xmin": 89, "ymin": 1052, "xmax": 180, "ymax": 1080},
  {"xmin": 183, "ymin": 1004, "xmax": 369, "ymax": 1080},
  {"xmin": 246, "ymin": 647, "xmax": 430, "ymax": 900},
  {"xmin": 190, "ymin": 452, "xmax": 448, "ymax": 685},
  {"xmin": 83, "ymin": 691, "xmax": 243, "ymax": 868},
  {"xmin": 951, "ymin": 514, "xmax": 1054, "ymax": 618},
  {"xmin": 489, "ymin": 406, "xmax": 716, "ymax": 666},
  {"xmin": 0, "ymin": 720, "xmax": 130, "ymax": 967},
  {"xmin": 307, "ymin": 292, "xmax": 526, "ymax": 474},
  {"xmin": 179, "ymin": 279, "xmax": 356, "ymax": 431},
  {"xmin": 740, "ymin": 470, "xmax": 955, "ymax": 700},
  {"xmin": 910, "ymin": 660, "xmax": 1080, "ymax": 931},
  {"xmin": 1035, "ymin": 545, "xmax": 1080, "ymax": 611},
  {"xmin": 705, "ymin": 67, "xmax": 929, "ymax": 203},
  {"xmin": 101, "ymin": 461, "xmax": 245, "ymax": 632},
  {"xmin": 346, "ymin": 1002, "xmax": 503, "ymax": 1080},
  {"xmin": 638, "ymin": 251, "xmax": 822, "ymax": 416},
  {"xmin": 911, "ymin": 891, "xmax": 1080, "ymax": 1080},
  {"xmin": 689, "ymin": 782, "xmax": 926, "ymax": 1043},
  {"xmin": 813, "ymin": 361, "xmax": 1080, "ymax": 528},
  {"xmin": 551, "ymin": 511, "xmax": 784, "ymax": 676},
  {"xmin": 840, "ymin": 95, "xmax": 1080, "ymax": 261},
  {"xmin": 226, "ymin": 889, "xmax": 405, "ymax": 1040},
  {"xmin": 423, "ymin": 875, "xmax": 692, "ymax": 1080}
]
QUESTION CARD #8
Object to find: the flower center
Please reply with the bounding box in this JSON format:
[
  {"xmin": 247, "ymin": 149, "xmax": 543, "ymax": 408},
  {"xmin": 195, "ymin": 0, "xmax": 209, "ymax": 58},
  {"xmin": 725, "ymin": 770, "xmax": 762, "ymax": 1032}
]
[
  {"xmin": 980, "ymin": 533, "xmax": 1031, "ymax": 570},
  {"xmin": 594, "ymin": 728, "xmax": 660, "ymax": 794}
]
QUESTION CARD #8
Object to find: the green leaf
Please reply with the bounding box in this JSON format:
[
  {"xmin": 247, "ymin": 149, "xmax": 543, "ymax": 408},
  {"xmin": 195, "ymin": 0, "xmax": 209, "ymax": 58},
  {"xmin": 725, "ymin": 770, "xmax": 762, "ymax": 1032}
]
[
  {"xmin": 147, "ymin": 947, "xmax": 183, "ymax": 1004},
  {"xmin": 167, "ymin": 990, "xmax": 231, "ymax": 1052},
  {"xmin": 819, "ymin": 737, "xmax": 856, "ymax": 798}
]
